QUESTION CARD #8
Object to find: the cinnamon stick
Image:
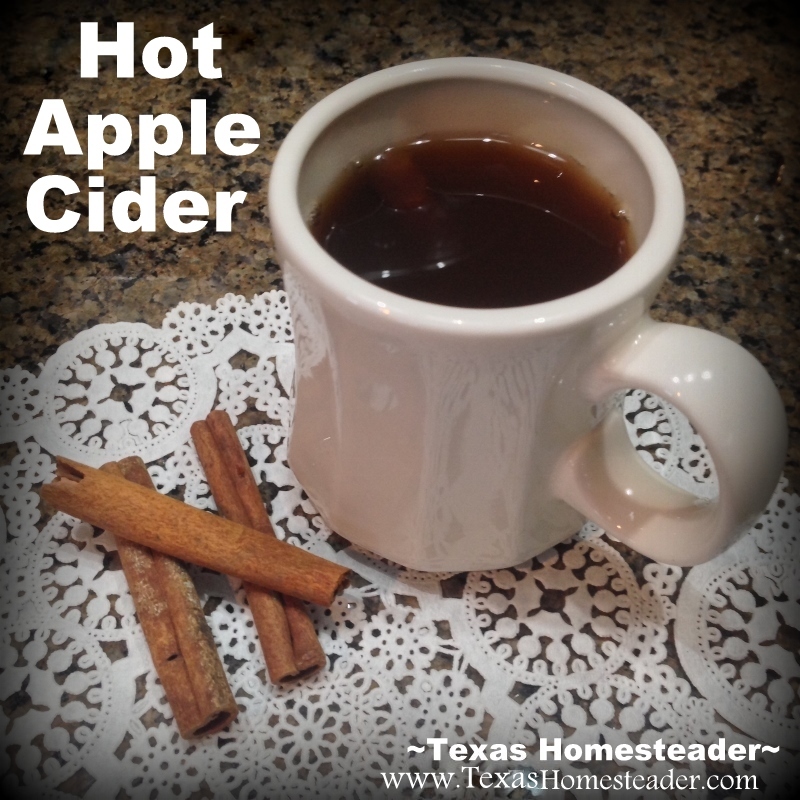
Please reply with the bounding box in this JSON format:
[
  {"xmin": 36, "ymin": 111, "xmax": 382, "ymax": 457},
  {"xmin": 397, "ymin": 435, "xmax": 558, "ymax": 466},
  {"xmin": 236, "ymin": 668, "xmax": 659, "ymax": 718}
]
[
  {"xmin": 204, "ymin": 412, "xmax": 327, "ymax": 676},
  {"xmin": 204, "ymin": 411, "xmax": 279, "ymax": 535},
  {"xmin": 101, "ymin": 459, "xmax": 237, "ymax": 738},
  {"xmin": 191, "ymin": 420, "xmax": 303, "ymax": 683},
  {"xmin": 41, "ymin": 457, "xmax": 350, "ymax": 606},
  {"xmin": 371, "ymin": 148, "xmax": 431, "ymax": 211},
  {"xmin": 283, "ymin": 596, "xmax": 327, "ymax": 674}
]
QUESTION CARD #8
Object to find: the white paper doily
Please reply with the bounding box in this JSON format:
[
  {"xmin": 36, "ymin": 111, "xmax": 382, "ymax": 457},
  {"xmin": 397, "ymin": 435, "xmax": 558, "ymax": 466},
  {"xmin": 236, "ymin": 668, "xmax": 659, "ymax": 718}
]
[{"xmin": 1, "ymin": 290, "xmax": 798, "ymax": 799}]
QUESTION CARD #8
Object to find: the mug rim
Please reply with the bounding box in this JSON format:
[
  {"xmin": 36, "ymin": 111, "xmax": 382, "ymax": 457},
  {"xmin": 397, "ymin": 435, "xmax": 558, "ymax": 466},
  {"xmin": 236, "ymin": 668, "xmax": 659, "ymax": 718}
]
[{"xmin": 268, "ymin": 57, "xmax": 685, "ymax": 335}]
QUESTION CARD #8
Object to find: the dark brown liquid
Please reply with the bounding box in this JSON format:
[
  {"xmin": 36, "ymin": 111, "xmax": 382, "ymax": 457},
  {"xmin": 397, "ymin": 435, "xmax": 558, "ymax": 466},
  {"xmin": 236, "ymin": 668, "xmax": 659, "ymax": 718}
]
[{"xmin": 310, "ymin": 136, "xmax": 632, "ymax": 308}]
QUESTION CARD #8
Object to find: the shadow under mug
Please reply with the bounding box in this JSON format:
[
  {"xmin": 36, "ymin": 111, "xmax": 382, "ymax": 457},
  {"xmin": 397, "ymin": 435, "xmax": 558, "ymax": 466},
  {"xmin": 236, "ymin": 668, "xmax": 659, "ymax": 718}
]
[{"xmin": 268, "ymin": 57, "xmax": 787, "ymax": 571}]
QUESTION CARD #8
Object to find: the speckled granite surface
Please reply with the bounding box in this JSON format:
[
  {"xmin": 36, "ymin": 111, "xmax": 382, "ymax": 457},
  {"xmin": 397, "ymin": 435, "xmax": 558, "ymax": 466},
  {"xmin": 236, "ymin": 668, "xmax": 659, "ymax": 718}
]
[{"xmin": 1, "ymin": 0, "xmax": 798, "ymax": 489}]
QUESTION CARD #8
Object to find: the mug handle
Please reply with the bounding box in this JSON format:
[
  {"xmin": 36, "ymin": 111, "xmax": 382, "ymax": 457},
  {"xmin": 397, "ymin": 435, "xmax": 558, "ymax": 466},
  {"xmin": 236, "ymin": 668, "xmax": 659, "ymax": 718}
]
[{"xmin": 553, "ymin": 317, "xmax": 787, "ymax": 565}]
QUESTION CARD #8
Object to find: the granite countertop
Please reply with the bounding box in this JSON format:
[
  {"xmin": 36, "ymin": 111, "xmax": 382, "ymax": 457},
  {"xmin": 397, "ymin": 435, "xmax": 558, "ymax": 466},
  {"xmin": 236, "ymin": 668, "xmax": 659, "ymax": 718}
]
[{"xmin": 1, "ymin": 0, "xmax": 798, "ymax": 493}]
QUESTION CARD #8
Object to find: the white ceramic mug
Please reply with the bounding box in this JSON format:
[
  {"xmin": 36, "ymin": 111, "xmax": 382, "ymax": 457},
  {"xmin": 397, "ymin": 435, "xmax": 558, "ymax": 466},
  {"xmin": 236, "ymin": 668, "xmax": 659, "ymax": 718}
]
[{"xmin": 268, "ymin": 58, "xmax": 787, "ymax": 571}]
